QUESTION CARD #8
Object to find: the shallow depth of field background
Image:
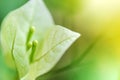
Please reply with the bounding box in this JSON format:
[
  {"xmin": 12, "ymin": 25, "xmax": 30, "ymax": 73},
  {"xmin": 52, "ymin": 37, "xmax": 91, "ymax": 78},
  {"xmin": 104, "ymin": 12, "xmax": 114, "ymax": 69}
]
[{"xmin": 1, "ymin": 0, "xmax": 120, "ymax": 80}]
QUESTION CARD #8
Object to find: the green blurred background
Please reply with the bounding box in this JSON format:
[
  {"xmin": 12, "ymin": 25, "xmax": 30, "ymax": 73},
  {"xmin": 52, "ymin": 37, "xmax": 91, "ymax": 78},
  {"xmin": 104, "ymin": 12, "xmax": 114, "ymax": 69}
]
[{"xmin": 1, "ymin": 0, "xmax": 120, "ymax": 80}]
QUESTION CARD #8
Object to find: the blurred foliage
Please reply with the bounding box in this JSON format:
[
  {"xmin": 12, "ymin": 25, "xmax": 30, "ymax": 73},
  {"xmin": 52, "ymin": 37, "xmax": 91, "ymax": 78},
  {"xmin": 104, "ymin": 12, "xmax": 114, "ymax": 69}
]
[
  {"xmin": 0, "ymin": 0, "xmax": 28, "ymax": 26},
  {"xmin": 43, "ymin": 0, "xmax": 120, "ymax": 80},
  {"xmin": 44, "ymin": 0, "xmax": 81, "ymax": 14}
]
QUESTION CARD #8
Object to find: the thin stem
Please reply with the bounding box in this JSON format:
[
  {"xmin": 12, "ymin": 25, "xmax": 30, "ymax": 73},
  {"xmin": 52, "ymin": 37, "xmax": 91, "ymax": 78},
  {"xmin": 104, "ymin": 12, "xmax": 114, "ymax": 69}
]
[
  {"xmin": 26, "ymin": 26, "xmax": 35, "ymax": 50},
  {"xmin": 29, "ymin": 40, "xmax": 38, "ymax": 63}
]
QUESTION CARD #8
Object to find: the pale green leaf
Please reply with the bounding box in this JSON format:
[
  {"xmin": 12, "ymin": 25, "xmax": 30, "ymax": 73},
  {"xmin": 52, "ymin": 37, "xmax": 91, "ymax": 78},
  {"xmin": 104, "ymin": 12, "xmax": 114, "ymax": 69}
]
[
  {"xmin": 1, "ymin": 0, "xmax": 54, "ymax": 78},
  {"xmin": 21, "ymin": 25, "xmax": 80, "ymax": 80},
  {"xmin": 1, "ymin": 0, "xmax": 80, "ymax": 80}
]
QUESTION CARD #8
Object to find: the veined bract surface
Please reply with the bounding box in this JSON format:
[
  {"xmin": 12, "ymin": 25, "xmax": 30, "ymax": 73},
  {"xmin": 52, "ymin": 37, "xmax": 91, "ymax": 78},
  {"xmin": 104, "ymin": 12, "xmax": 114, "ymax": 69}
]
[{"xmin": 0, "ymin": 0, "xmax": 80, "ymax": 80}]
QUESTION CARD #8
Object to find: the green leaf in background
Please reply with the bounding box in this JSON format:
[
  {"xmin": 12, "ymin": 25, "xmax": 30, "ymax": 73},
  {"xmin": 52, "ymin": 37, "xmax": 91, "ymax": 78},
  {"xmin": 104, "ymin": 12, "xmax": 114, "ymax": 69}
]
[
  {"xmin": 44, "ymin": 0, "xmax": 80, "ymax": 14},
  {"xmin": 1, "ymin": 0, "xmax": 80, "ymax": 80},
  {"xmin": 0, "ymin": 0, "xmax": 28, "ymax": 26}
]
